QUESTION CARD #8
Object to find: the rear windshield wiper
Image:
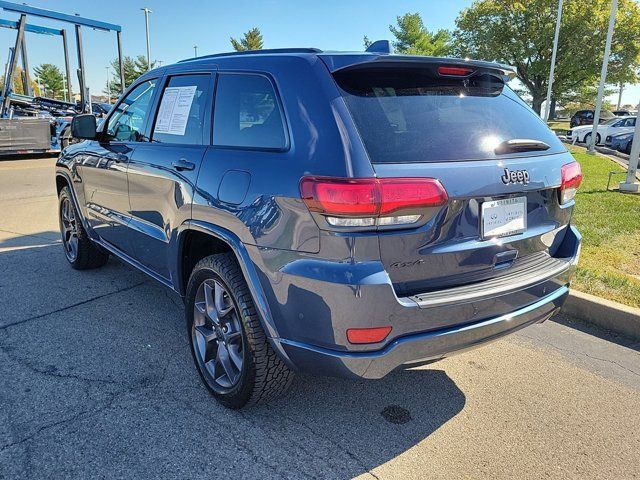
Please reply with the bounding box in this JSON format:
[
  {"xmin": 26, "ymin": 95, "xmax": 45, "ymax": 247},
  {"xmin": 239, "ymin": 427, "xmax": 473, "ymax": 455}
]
[{"xmin": 495, "ymin": 139, "xmax": 550, "ymax": 154}]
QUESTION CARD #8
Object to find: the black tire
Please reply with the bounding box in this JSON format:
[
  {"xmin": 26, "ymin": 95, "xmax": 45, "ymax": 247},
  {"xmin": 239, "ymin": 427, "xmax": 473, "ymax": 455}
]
[
  {"xmin": 58, "ymin": 186, "xmax": 109, "ymax": 270},
  {"xmin": 60, "ymin": 125, "xmax": 81, "ymax": 150},
  {"xmin": 584, "ymin": 132, "xmax": 601, "ymax": 146},
  {"xmin": 186, "ymin": 253, "xmax": 294, "ymax": 409},
  {"xmin": 60, "ymin": 126, "xmax": 72, "ymax": 150}
]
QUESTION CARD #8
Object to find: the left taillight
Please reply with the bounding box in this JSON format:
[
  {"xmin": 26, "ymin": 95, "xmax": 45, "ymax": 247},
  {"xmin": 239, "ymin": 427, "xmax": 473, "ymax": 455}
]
[
  {"xmin": 559, "ymin": 161, "xmax": 583, "ymax": 204},
  {"xmin": 299, "ymin": 176, "xmax": 448, "ymax": 229}
]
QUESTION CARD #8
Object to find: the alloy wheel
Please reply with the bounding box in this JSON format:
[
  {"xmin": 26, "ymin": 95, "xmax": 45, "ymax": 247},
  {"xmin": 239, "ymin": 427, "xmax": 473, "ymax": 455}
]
[
  {"xmin": 192, "ymin": 278, "xmax": 244, "ymax": 392},
  {"xmin": 60, "ymin": 197, "xmax": 79, "ymax": 262}
]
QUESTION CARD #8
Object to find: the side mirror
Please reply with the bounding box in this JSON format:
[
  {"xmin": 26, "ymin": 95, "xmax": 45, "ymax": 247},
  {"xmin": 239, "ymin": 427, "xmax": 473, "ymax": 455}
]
[{"xmin": 71, "ymin": 114, "xmax": 97, "ymax": 140}]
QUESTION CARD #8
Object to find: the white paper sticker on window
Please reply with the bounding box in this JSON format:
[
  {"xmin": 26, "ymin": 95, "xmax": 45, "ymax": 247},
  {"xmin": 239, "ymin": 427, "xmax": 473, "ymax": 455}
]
[{"xmin": 154, "ymin": 85, "xmax": 197, "ymax": 136}]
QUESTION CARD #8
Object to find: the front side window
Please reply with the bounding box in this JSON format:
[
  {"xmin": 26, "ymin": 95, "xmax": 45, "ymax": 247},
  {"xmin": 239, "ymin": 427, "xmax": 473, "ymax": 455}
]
[
  {"xmin": 151, "ymin": 74, "xmax": 211, "ymax": 145},
  {"xmin": 213, "ymin": 74, "xmax": 286, "ymax": 150},
  {"xmin": 106, "ymin": 80, "xmax": 156, "ymax": 142}
]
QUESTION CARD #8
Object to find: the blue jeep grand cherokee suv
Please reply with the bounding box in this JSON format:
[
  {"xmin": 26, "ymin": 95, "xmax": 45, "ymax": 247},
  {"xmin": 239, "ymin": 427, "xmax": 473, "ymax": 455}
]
[{"xmin": 56, "ymin": 44, "xmax": 582, "ymax": 408}]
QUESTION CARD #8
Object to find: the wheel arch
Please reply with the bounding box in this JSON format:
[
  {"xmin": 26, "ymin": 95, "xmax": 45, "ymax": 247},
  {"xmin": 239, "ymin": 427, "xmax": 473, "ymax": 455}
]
[
  {"xmin": 55, "ymin": 171, "xmax": 92, "ymax": 235},
  {"xmin": 177, "ymin": 220, "xmax": 294, "ymax": 369}
]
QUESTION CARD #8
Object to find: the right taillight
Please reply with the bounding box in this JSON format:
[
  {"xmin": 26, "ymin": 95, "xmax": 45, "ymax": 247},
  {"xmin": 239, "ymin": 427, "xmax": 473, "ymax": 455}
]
[
  {"xmin": 299, "ymin": 176, "xmax": 448, "ymax": 229},
  {"xmin": 559, "ymin": 161, "xmax": 583, "ymax": 205}
]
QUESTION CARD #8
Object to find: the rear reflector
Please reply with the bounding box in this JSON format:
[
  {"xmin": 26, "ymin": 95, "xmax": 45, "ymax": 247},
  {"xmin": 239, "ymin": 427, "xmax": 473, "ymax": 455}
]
[
  {"xmin": 559, "ymin": 161, "xmax": 583, "ymax": 204},
  {"xmin": 300, "ymin": 177, "xmax": 448, "ymax": 228},
  {"xmin": 347, "ymin": 326, "xmax": 392, "ymax": 344},
  {"xmin": 438, "ymin": 66, "xmax": 474, "ymax": 76}
]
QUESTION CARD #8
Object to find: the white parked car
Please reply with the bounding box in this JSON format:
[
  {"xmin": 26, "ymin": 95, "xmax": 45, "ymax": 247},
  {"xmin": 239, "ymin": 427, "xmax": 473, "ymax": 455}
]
[{"xmin": 568, "ymin": 116, "xmax": 636, "ymax": 145}]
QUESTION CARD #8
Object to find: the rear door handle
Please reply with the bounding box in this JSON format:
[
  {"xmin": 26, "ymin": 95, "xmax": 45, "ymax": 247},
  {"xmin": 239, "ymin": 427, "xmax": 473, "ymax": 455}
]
[{"xmin": 171, "ymin": 158, "xmax": 195, "ymax": 171}]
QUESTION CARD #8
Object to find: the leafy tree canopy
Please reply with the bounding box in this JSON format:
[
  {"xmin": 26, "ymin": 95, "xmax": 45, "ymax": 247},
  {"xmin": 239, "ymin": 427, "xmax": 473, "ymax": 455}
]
[
  {"xmin": 557, "ymin": 84, "xmax": 616, "ymax": 115},
  {"xmin": 106, "ymin": 55, "xmax": 157, "ymax": 96},
  {"xmin": 230, "ymin": 28, "xmax": 264, "ymax": 51},
  {"xmin": 453, "ymin": 0, "xmax": 640, "ymax": 114},
  {"xmin": 1, "ymin": 66, "xmax": 40, "ymax": 97},
  {"xmin": 389, "ymin": 13, "xmax": 452, "ymax": 56},
  {"xmin": 33, "ymin": 63, "xmax": 64, "ymax": 99}
]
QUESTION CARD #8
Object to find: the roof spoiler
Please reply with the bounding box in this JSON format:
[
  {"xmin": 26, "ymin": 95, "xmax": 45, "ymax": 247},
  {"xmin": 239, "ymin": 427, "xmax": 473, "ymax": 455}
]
[{"xmin": 320, "ymin": 53, "xmax": 517, "ymax": 81}]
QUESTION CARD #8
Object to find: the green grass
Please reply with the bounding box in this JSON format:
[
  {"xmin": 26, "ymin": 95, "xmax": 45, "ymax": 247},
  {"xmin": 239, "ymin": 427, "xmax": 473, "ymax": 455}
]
[
  {"xmin": 567, "ymin": 145, "xmax": 640, "ymax": 307},
  {"xmin": 548, "ymin": 120, "xmax": 570, "ymax": 135}
]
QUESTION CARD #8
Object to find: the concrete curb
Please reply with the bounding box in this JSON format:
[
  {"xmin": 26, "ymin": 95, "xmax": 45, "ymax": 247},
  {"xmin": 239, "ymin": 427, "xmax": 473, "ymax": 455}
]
[{"xmin": 561, "ymin": 290, "xmax": 640, "ymax": 339}]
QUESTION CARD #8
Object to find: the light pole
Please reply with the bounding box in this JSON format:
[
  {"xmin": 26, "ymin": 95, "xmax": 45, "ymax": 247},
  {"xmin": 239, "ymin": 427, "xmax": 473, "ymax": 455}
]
[
  {"xmin": 105, "ymin": 66, "xmax": 110, "ymax": 103},
  {"xmin": 619, "ymin": 101, "xmax": 640, "ymax": 193},
  {"xmin": 193, "ymin": 45, "xmax": 198, "ymax": 58},
  {"xmin": 617, "ymin": 83, "xmax": 624, "ymax": 110},
  {"xmin": 588, "ymin": 0, "xmax": 617, "ymax": 154},
  {"xmin": 543, "ymin": 0, "xmax": 563, "ymax": 123},
  {"xmin": 141, "ymin": 7, "xmax": 152, "ymax": 71}
]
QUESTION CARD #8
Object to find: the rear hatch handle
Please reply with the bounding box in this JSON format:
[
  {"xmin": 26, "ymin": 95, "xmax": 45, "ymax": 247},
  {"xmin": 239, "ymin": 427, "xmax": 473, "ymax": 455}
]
[{"xmin": 495, "ymin": 139, "xmax": 550, "ymax": 154}]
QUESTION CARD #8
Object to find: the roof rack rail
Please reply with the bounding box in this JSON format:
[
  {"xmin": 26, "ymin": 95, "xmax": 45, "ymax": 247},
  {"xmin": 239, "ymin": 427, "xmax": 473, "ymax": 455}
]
[{"xmin": 178, "ymin": 47, "xmax": 322, "ymax": 63}]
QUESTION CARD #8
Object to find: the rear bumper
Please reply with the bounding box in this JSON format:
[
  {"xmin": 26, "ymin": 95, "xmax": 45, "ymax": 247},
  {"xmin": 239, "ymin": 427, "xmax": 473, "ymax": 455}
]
[
  {"xmin": 252, "ymin": 225, "xmax": 580, "ymax": 378},
  {"xmin": 277, "ymin": 285, "xmax": 567, "ymax": 379}
]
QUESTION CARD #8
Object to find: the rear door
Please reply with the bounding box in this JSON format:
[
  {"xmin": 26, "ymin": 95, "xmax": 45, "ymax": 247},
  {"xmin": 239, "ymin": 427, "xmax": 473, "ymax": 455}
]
[
  {"xmin": 333, "ymin": 63, "xmax": 574, "ymax": 296},
  {"xmin": 127, "ymin": 72, "xmax": 214, "ymax": 281}
]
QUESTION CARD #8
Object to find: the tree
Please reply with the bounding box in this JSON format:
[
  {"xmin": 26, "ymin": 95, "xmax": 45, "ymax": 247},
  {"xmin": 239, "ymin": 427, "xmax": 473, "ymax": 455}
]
[
  {"xmin": 557, "ymin": 84, "xmax": 616, "ymax": 116},
  {"xmin": 1, "ymin": 67, "xmax": 40, "ymax": 97},
  {"xmin": 230, "ymin": 27, "xmax": 263, "ymax": 51},
  {"xmin": 453, "ymin": 0, "xmax": 640, "ymax": 115},
  {"xmin": 389, "ymin": 13, "xmax": 452, "ymax": 56},
  {"xmin": 106, "ymin": 55, "xmax": 156, "ymax": 97},
  {"xmin": 33, "ymin": 64, "xmax": 64, "ymax": 99}
]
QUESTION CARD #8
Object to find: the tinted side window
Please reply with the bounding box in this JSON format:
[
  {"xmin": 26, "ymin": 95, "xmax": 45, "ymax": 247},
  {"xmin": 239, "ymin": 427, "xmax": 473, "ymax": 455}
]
[
  {"xmin": 151, "ymin": 74, "xmax": 211, "ymax": 145},
  {"xmin": 106, "ymin": 80, "xmax": 156, "ymax": 142},
  {"xmin": 213, "ymin": 74, "xmax": 286, "ymax": 149}
]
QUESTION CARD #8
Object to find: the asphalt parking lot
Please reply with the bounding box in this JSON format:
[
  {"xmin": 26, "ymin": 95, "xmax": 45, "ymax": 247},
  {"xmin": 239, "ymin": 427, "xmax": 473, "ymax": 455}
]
[{"xmin": 1, "ymin": 157, "xmax": 639, "ymax": 479}]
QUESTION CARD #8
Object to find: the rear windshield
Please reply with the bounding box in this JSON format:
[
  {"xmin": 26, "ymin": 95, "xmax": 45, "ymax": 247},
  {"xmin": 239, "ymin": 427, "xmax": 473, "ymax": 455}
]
[{"xmin": 334, "ymin": 66, "xmax": 565, "ymax": 163}]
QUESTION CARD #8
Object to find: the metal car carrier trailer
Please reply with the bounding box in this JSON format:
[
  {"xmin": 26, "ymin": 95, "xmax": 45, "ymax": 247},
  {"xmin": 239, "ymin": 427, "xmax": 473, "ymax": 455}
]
[
  {"xmin": 0, "ymin": 1, "xmax": 124, "ymax": 156},
  {"xmin": 0, "ymin": 117, "xmax": 50, "ymax": 154}
]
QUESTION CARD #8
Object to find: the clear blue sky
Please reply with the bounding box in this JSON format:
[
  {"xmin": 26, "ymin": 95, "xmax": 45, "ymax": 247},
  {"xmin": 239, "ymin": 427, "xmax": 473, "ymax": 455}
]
[{"xmin": 1, "ymin": 0, "xmax": 637, "ymax": 108}]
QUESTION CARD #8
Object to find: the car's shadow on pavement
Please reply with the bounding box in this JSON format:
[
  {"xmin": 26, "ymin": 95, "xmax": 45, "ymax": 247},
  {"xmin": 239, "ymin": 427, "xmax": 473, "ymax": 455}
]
[
  {"xmin": 0, "ymin": 237, "xmax": 465, "ymax": 478},
  {"xmin": 255, "ymin": 368, "xmax": 466, "ymax": 476}
]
